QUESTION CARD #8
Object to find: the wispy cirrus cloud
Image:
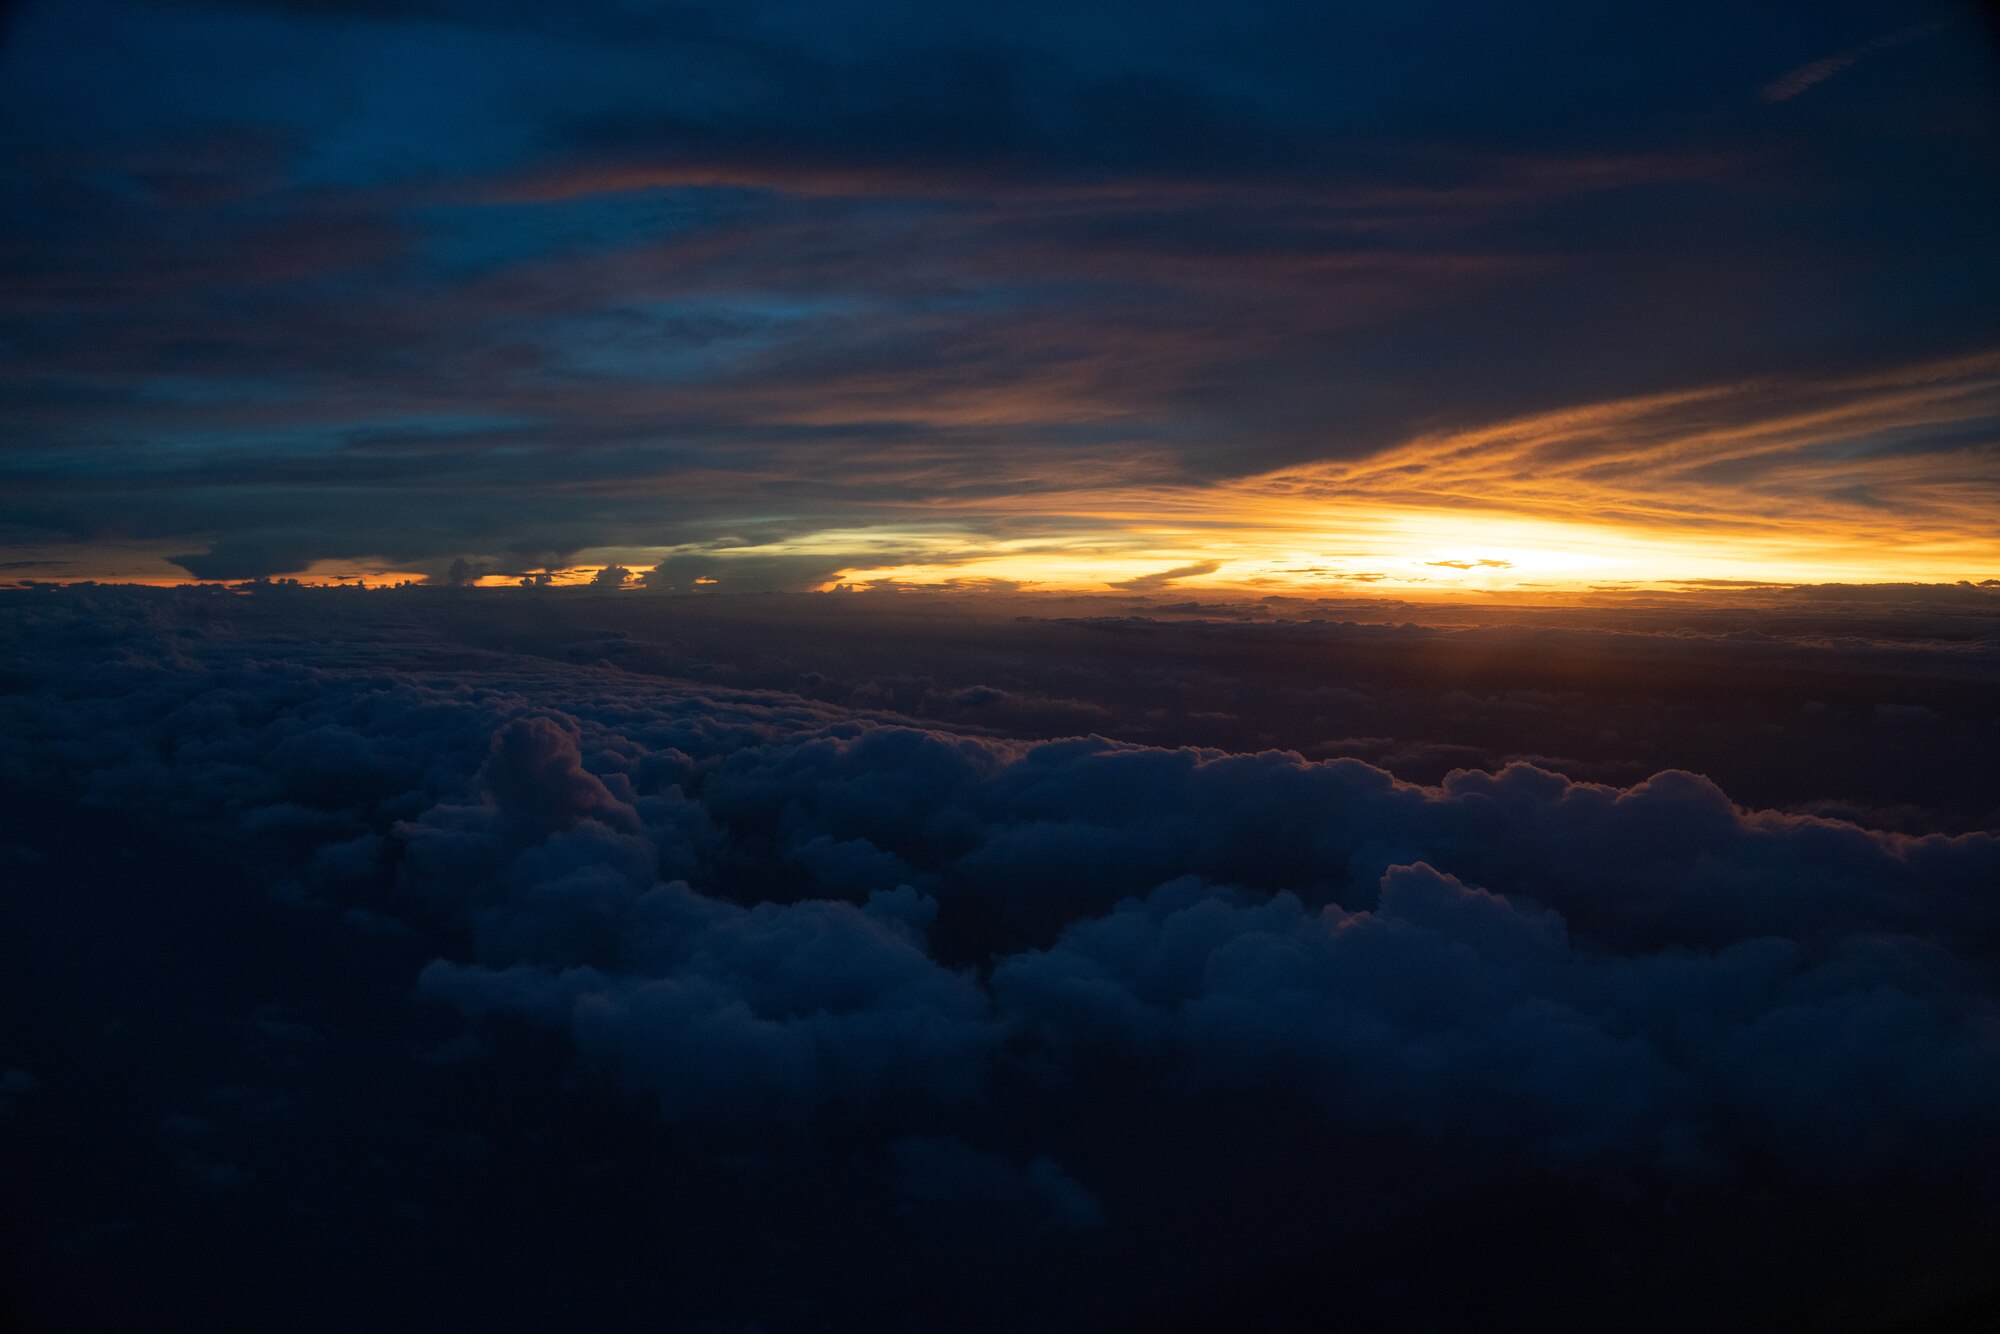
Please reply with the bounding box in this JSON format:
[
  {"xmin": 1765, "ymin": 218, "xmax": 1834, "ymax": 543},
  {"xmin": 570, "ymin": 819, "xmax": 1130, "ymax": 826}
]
[
  {"xmin": 812, "ymin": 349, "xmax": 2000, "ymax": 592},
  {"xmin": 1245, "ymin": 349, "xmax": 2000, "ymax": 554},
  {"xmin": 1761, "ymin": 18, "xmax": 1951, "ymax": 101}
]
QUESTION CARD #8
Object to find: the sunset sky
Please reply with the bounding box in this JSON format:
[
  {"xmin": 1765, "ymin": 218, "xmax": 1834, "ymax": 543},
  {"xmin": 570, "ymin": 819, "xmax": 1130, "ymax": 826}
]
[
  {"xmin": 4, "ymin": 0, "xmax": 1998, "ymax": 591},
  {"xmin": 8, "ymin": 8, "xmax": 2000, "ymax": 1330}
]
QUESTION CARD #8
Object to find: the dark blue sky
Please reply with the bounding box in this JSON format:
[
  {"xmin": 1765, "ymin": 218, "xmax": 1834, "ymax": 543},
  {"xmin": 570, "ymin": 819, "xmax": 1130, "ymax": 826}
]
[{"xmin": 3, "ymin": 0, "xmax": 1998, "ymax": 586}]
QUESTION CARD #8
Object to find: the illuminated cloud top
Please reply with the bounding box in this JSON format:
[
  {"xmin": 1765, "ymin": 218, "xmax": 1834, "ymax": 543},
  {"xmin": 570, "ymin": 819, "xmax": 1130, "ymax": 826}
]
[{"xmin": 2, "ymin": 0, "xmax": 1997, "ymax": 589}]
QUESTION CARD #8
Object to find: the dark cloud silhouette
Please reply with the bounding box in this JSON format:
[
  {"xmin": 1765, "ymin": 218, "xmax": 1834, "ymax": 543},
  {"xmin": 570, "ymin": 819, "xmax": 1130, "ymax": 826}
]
[
  {"xmin": 589, "ymin": 563, "xmax": 632, "ymax": 588},
  {"xmin": 641, "ymin": 552, "xmax": 863, "ymax": 593},
  {"xmin": 1107, "ymin": 560, "xmax": 1222, "ymax": 592}
]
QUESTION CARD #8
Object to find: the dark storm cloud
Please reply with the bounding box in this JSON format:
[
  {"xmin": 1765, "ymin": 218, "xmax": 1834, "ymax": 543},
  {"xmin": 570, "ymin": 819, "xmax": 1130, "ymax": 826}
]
[{"xmin": 2, "ymin": 2, "xmax": 1997, "ymax": 577}]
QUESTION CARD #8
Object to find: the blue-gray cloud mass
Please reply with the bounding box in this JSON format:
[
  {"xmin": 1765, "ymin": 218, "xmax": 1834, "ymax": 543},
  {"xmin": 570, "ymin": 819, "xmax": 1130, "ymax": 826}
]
[{"xmin": 2, "ymin": 584, "xmax": 1997, "ymax": 1330}]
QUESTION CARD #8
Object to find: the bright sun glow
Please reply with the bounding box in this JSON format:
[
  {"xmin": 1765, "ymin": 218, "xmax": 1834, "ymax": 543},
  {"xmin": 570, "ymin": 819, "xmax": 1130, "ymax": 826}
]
[{"xmin": 806, "ymin": 497, "xmax": 1992, "ymax": 596}]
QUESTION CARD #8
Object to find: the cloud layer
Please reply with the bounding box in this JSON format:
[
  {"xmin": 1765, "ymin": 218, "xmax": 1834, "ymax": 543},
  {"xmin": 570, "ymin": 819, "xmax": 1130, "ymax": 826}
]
[{"xmin": 3, "ymin": 585, "xmax": 1997, "ymax": 1330}]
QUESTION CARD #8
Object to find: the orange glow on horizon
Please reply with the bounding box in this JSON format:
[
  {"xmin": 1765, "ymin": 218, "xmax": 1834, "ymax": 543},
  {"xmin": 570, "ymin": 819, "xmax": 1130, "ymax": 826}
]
[
  {"xmin": 818, "ymin": 350, "xmax": 2000, "ymax": 593},
  {"xmin": 9, "ymin": 353, "xmax": 1998, "ymax": 597},
  {"xmin": 813, "ymin": 500, "xmax": 1997, "ymax": 595}
]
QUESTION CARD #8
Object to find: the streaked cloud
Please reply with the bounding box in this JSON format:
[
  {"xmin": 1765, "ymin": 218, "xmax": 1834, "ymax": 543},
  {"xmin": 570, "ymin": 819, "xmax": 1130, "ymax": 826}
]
[
  {"xmin": 2, "ymin": 1, "xmax": 1996, "ymax": 588},
  {"xmin": 1761, "ymin": 18, "xmax": 1950, "ymax": 101}
]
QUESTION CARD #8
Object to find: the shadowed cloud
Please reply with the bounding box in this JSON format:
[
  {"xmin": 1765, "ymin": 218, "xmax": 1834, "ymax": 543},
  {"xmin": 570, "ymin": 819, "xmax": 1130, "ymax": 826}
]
[{"xmin": 3, "ymin": 585, "xmax": 1998, "ymax": 1330}]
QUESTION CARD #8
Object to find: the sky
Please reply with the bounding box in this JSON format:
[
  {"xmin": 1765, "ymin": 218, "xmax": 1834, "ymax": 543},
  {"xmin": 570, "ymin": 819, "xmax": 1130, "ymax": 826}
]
[
  {"xmin": 3, "ymin": 0, "xmax": 1999, "ymax": 592},
  {"xmin": 7, "ymin": 11, "xmax": 2000, "ymax": 1324}
]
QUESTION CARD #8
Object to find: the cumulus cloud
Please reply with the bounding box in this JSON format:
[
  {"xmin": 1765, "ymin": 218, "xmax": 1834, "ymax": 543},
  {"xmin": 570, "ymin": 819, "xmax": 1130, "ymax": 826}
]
[
  {"xmin": 419, "ymin": 881, "xmax": 994, "ymax": 1123},
  {"xmin": 4, "ymin": 586, "xmax": 1998, "ymax": 1331},
  {"xmin": 402, "ymin": 722, "xmax": 1998, "ymax": 1186},
  {"xmin": 589, "ymin": 564, "xmax": 633, "ymax": 588},
  {"xmin": 889, "ymin": 1136, "xmax": 1104, "ymax": 1231}
]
